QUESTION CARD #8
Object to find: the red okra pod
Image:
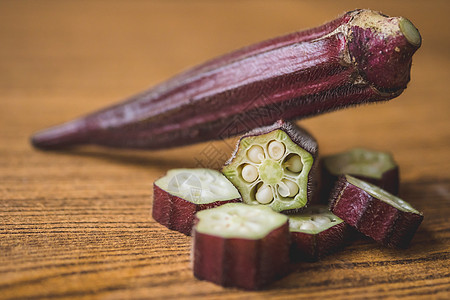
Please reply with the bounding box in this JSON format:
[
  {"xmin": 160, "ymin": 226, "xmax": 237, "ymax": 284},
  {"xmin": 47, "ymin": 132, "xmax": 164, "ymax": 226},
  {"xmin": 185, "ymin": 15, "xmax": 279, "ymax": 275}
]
[{"xmin": 31, "ymin": 9, "xmax": 421, "ymax": 150}]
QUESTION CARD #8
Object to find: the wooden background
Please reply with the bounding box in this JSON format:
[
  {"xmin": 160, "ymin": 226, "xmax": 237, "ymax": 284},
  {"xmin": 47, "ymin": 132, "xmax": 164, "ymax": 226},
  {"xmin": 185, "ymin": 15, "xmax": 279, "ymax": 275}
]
[{"xmin": 1, "ymin": 1, "xmax": 449, "ymax": 299}]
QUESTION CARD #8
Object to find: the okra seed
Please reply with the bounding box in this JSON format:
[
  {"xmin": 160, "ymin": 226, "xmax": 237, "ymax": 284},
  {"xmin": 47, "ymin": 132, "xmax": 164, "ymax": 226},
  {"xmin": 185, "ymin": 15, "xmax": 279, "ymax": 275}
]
[
  {"xmin": 278, "ymin": 181, "xmax": 290, "ymax": 197},
  {"xmin": 268, "ymin": 140, "xmax": 285, "ymax": 160},
  {"xmin": 279, "ymin": 179, "xmax": 299, "ymax": 197},
  {"xmin": 311, "ymin": 216, "xmax": 332, "ymax": 225},
  {"xmin": 284, "ymin": 154, "xmax": 303, "ymax": 173},
  {"xmin": 299, "ymin": 221, "xmax": 317, "ymax": 231},
  {"xmin": 255, "ymin": 185, "xmax": 273, "ymax": 204},
  {"xmin": 241, "ymin": 164, "xmax": 258, "ymax": 183},
  {"xmin": 247, "ymin": 145, "xmax": 265, "ymax": 163}
]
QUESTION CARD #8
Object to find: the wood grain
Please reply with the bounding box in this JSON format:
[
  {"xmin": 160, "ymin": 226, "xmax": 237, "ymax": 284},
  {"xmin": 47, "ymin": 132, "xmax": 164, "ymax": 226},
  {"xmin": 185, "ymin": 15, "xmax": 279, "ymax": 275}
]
[{"xmin": 0, "ymin": 1, "xmax": 449, "ymax": 299}]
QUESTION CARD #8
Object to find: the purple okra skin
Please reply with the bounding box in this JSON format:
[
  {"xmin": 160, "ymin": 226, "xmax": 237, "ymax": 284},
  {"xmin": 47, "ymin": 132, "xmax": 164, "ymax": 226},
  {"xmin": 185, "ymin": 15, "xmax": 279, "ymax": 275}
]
[
  {"xmin": 329, "ymin": 175, "xmax": 423, "ymax": 248},
  {"xmin": 31, "ymin": 9, "xmax": 421, "ymax": 150}
]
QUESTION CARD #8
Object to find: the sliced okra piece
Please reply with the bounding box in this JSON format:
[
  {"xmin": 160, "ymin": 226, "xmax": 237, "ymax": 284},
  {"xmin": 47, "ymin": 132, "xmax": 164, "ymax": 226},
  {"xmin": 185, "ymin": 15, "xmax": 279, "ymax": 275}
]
[
  {"xmin": 192, "ymin": 203, "xmax": 290, "ymax": 290},
  {"xmin": 152, "ymin": 168, "xmax": 241, "ymax": 235},
  {"xmin": 222, "ymin": 120, "xmax": 318, "ymax": 213},
  {"xmin": 320, "ymin": 148, "xmax": 399, "ymax": 203},
  {"xmin": 289, "ymin": 205, "xmax": 352, "ymax": 261},
  {"xmin": 330, "ymin": 175, "xmax": 423, "ymax": 248}
]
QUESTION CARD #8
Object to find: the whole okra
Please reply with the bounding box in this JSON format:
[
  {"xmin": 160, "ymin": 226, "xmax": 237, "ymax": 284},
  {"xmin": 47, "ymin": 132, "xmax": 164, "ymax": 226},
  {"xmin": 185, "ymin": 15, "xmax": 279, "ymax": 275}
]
[{"xmin": 31, "ymin": 9, "xmax": 421, "ymax": 150}]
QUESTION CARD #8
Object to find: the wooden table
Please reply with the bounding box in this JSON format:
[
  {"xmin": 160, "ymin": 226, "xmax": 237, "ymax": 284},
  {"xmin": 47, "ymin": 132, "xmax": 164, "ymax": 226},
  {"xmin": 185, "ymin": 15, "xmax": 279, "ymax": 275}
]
[{"xmin": 1, "ymin": 1, "xmax": 449, "ymax": 299}]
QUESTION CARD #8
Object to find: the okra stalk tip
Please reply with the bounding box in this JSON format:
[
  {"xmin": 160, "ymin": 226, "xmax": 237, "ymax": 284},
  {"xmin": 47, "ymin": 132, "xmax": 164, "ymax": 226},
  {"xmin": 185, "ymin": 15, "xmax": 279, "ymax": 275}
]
[{"xmin": 399, "ymin": 17, "xmax": 421, "ymax": 47}]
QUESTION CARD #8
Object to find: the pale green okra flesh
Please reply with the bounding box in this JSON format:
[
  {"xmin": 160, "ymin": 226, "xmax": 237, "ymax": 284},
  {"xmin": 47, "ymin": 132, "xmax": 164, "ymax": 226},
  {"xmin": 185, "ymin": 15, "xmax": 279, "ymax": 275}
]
[
  {"xmin": 155, "ymin": 168, "xmax": 240, "ymax": 204},
  {"xmin": 195, "ymin": 203, "xmax": 288, "ymax": 239},
  {"xmin": 222, "ymin": 129, "xmax": 313, "ymax": 212},
  {"xmin": 323, "ymin": 148, "xmax": 396, "ymax": 179},
  {"xmin": 289, "ymin": 205, "xmax": 343, "ymax": 235}
]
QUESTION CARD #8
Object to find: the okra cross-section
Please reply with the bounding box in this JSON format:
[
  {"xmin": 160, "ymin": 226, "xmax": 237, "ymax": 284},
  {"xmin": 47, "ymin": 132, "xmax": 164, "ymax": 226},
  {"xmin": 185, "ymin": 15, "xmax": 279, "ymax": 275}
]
[
  {"xmin": 222, "ymin": 121, "xmax": 318, "ymax": 213},
  {"xmin": 289, "ymin": 205, "xmax": 351, "ymax": 261},
  {"xmin": 192, "ymin": 203, "xmax": 290, "ymax": 290},
  {"xmin": 330, "ymin": 175, "xmax": 423, "ymax": 248},
  {"xmin": 152, "ymin": 168, "xmax": 241, "ymax": 235}
]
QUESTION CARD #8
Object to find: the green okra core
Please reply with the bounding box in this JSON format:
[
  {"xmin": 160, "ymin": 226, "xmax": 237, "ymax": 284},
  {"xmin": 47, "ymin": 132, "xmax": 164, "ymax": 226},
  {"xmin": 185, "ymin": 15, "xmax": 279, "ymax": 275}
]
[{"xmin": 259, "ymin": 159, "xmax": 283, "ymax": 185}]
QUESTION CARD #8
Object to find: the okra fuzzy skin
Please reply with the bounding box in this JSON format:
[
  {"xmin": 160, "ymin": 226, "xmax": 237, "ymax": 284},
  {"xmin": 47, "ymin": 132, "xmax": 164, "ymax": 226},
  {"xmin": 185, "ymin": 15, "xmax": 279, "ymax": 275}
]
[
  {"xmin": 329, "ymin": 176, "xmax": 423, "ymax": 248},
  {"xmin": 31, "ymin": 9, "xmax": 421, "ymax": 150},
  {"xmin": 290, "ymin": 222, "xmax": 351, "ymax": 261},
  {"xmin": 192, "ymin": 222, "xmax": 290, "ymax": 290},
  {"xmin": 321, "ymin": 166, "xmax": 399, "ymax": 203}
]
